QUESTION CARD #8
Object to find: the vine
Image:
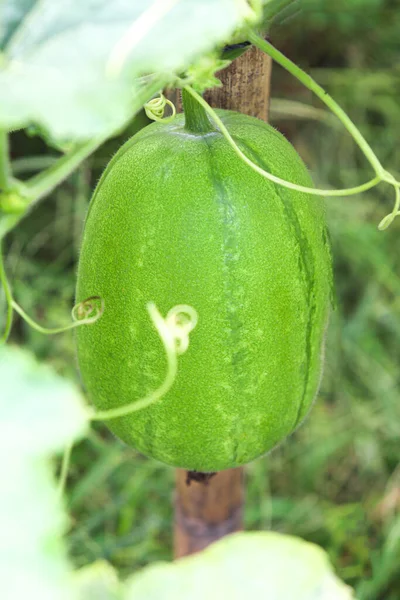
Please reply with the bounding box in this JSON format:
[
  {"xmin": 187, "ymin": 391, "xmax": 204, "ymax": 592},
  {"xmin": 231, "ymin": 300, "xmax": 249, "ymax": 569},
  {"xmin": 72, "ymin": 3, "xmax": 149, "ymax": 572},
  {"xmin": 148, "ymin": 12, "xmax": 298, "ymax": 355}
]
[
  {"xmin": 89, "ymin": 303, "xmax": 198, "ymax": 421},
  {"xmin": 184, "ymin": 85, "xmax": 382, "ymax": 196},
  {"xmin": 12, "ymin": 295, "xmax": 104, "ymax": 335},
  {"xmin": 247, "ymin": 33, "xmax": 400, "ymax": 230},
  {"xmin": 0, "ymin": 78, "xmax": 164, "ymax": 242},
  {"xmin": 0, "ymin": 246, "xmax": 104, "ymax": 343},
  {"xmin": 0, "ymin": 130, "xmax": 10, "ymax": 193},
  {"xmin": 0, "ymin": 243, "xmax": 13, "ymax": 344},
  {"xmin": 57, "ymin": 440, "xmax": 73, "ymax": 497},
  {"xmin": 58, "ymin": 302, "xmax": 198, "ymax": 494},
  {"xmin": 180, "ymin": 37, "xmax": 400, "ymax": 230}
]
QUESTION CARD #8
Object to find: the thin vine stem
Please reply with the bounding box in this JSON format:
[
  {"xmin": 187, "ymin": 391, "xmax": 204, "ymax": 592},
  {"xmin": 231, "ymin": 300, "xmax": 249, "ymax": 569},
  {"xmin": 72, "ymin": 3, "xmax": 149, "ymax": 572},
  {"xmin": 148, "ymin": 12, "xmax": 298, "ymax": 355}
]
[
  {"xmin": 11, "ymin": 296, "xmax": 104, "ymax": 335},
  {"xmin": 183, "ymin": 86, "xmax": 382, "ymax": 197},
  {"xmin": 0, "ymin": 243, "xmax": 13, "ymax": 344},
  {"xmin": 0, "ymin": 130, "xmax": 10, "ymax": 192},
  {"xmin": 0, "ymin": 77, "xmax": 165, "ymax": 243},
  {"xmin": 0, "ymin": 141, "xmax": 103, "ymax": 242},
  {"xmin": 25, "ymin": 139, "xmax": 104, "ymax": 204},
  {"xmin": 248, "ymin": 32, "xmax": 384, "ymax": 177},
  {"xmin": 90, "ymin": 303, "xmax": 198, "ymax": 421},
  {"xmin": 90, "ymin": 304, "xmax": 178, "ymax": 421},
  {"xmin": 378, "ymin": 184, "xmax": 400, "ymax": 230},
  {"xmin": 58, "ymin": 440, "xmax": 73, "ymax": 498}
]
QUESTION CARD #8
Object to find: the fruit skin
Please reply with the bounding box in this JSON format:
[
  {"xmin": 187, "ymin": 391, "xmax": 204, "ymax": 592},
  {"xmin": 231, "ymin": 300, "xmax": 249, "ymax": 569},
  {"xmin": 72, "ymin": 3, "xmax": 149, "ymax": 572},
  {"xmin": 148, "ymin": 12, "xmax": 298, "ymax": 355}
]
[{"xmin": 76, "ymin": 110, "xmax": 333, "ymax": 472}]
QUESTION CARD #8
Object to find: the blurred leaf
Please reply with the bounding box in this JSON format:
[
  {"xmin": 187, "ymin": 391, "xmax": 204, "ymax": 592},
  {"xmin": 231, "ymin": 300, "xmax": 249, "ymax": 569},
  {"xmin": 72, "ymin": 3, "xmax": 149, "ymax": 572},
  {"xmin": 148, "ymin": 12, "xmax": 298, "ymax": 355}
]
[
  {"xmin": 0, "ymin": 345, "xmax": 89, "ymax": 600},
  {"xmin": 124, "ymin": 532, "xmax": 353, "ymax": 600},
  {"xmin": 262, "ymin": 0, "xmax": 299, "ymax": 25},
  {"xmin": 0, "ymin": 344, "xmax": 88, "ymax": 456},
  {"xmin": 0, "ymin": 0, "xmax": 36, "ymax": 48},
  {"xmin": 0, "ymin": 0, "xmax": 250, "ymax": 143},
  {"xmin": 74, "ymin": 561, "xmax": 121, "ymax": 600}
]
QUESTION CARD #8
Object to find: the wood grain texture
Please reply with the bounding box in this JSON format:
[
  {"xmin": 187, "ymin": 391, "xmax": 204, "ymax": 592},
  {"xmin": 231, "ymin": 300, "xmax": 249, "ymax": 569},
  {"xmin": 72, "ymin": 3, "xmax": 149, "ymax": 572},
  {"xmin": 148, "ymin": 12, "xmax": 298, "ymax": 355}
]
[
  {"xmin": 174, "ymin": 468, "xmax": 244, "ymax": 557},
  {"xmin": 204, "ymin": 45, "xmax": 272, "ymax": 118},
  {"xmin": 173, "ymin": 45, "xmax": 272, "ymax": 559}
]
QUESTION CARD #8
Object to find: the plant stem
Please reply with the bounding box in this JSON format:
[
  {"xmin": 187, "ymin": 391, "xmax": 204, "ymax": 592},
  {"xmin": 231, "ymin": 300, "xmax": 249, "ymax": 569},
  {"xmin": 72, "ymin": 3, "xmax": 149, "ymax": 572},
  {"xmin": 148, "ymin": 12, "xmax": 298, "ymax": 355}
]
[
  {"xmin": 58, "ymin": 441, "xmax": 73, "ymax": 497},
  {"xmin": 0, "ymin": 242, "xmax": 13, "ymax": 343},
  {"xmin": 182, "ymin": 88, "xmax": 214, "ymax": 134},
  {"xmin": 12, "ymin": 155, "xmax": 59, "ymax": 176},
  {"xmin": 0, "ymin": 130, "xmax": 10, "ymax": 192},
  {"xmin": 184, "ymin": 86, "xmax": 381, "ymax": 197},
  {"xmin": 0, "ymin": 140, "xmax": 103, "ymax": 241},
  {"xmin": 25, "ymin": 139, "xmax": 103, "ymax": 204},
  {"xmin": 0, "ymin": 137, "xmax": 109, "ymax": 242},
  {"xmin": 0, "ymin": 76, "xmax": 165, "ymax": 241},
  {"xmin": 248, "ymin": 32, "xmax": 384, "ymax": 177}
]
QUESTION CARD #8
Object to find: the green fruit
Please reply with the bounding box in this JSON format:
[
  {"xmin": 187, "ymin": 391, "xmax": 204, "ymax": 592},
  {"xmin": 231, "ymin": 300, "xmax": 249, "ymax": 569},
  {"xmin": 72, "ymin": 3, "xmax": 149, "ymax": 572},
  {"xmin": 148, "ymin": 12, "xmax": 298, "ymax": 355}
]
[{"xmin": 76, "ymin": 104, "xmax": 333, "ymax": 472}]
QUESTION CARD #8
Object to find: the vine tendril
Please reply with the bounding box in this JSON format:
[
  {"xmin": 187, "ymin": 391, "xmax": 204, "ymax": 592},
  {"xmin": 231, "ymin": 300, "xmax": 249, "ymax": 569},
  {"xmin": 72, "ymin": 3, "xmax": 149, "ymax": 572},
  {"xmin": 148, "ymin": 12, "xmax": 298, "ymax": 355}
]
[
  {"xmin": 90, "ymin": 302, "xmax": 198, "ymax": 421},
  {"xmin": 11, "ymin": 296, "xmax": 104, "ymax": 335},
  {"xmin": 378, "ymin": 182, "xmax": 400, "ymax": 230},
  {"xmin": 242, "ymin": 33, "xmax": 400, "ymax": 229},
  {"xmin": 0, "ymin": 242, "xmax": 13, "ymax": 344},
  {"xmin": 1, "ymin": 246, "xmax": 104, "ymax": 343},
  {"xmin": 144, "ymin": 92, "xmax": 176, "ymax": 123},
  {"xmin": 184, "ymin": 85, "xmax": 383, "ymax": 197},
  {"xmin": 58, "ymin": 440, "xmax": 73, "ymax": 498}
]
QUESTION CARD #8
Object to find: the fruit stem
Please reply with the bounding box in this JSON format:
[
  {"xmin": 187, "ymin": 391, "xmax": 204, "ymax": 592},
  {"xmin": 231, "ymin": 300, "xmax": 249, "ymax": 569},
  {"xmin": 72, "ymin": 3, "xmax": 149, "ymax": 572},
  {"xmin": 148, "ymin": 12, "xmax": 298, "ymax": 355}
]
[{"xmin": 182, "ymin": 88, "xmax": 214, "ymax": 134}]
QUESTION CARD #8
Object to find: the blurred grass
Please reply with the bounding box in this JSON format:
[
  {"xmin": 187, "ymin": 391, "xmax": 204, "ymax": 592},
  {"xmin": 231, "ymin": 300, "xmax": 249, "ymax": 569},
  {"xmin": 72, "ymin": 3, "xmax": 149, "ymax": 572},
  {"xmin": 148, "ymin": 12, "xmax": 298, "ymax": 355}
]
[{"xmin": 1, "ymin": 2, "xmax": 399, "ymax": 599}]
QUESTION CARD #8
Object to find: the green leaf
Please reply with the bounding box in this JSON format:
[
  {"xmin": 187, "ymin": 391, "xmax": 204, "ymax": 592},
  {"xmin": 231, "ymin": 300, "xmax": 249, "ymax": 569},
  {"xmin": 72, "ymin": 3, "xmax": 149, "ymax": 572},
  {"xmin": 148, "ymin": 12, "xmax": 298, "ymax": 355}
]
[
  {"xmin": 262, "ymin": 0, "xmax": 299, "ymax": 25},
  {"xmin": 0, "ymin": 0, "xmax": 251, "ymax": 143},
  {"xmin": 124, "ymin": 532, "xmax": 354, "ymax": 600},
  {"xmin": 0, "ymin": 0, "xmax": 36, "ymax": 49},
  {"xmin": 73, "ymin": 561, "xmax": 121, "ymax": 600},
  {"xmin": 0, "ymin": 345, "xmax": 89, "ymax": 600},
  {"xmin": 0, "ymin": 344, "xmax": 88, "ymax": 455}
]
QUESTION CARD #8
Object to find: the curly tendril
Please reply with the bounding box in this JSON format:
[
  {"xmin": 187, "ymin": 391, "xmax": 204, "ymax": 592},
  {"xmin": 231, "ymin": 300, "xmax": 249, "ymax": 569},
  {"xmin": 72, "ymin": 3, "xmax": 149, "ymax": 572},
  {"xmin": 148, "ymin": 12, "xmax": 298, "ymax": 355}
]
[
  {"xmin": 1, "ymin": 236, "xmax": 104, "ymax": 341},
  {"xmin": 1, "ymin": 245, "xmax": 104, "ymax": 343},
  {"xmin": 144, "ymin": 93, "xmax": 176, "ymax": 123},
  {"xmin": 72, "ymin": 296, "xmax": 105, "ymax": 325},
  {"xmin": 58, "ymin": 303, "xmax": 197, "ymax": 495},
  {"xmin": 377, "ymin": 174, "xmax": 400, "ymax": 230},
  {"xmin": 11, "ymin": 295, "xmax": 105, "ymax": 335},
  {"xmin": 90, "ymin": 302, "xmax": 198, "ymax": 422}
]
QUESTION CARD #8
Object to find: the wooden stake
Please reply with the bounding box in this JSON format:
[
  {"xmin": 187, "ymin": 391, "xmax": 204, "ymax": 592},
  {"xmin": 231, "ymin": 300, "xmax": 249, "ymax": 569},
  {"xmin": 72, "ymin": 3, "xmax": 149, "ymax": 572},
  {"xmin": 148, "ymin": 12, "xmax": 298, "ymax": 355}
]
[{"xmin": 173, "ymin": 44, "xmax": 272, "ymax": 559}]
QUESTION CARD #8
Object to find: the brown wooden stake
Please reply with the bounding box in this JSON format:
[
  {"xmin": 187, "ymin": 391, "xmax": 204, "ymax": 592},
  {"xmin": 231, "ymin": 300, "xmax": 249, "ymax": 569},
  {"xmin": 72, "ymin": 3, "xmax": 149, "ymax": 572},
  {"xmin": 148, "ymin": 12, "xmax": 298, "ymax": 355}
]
[{"xmin": 173, "ymin": 44, "xmax": 272, "ymax": 559}]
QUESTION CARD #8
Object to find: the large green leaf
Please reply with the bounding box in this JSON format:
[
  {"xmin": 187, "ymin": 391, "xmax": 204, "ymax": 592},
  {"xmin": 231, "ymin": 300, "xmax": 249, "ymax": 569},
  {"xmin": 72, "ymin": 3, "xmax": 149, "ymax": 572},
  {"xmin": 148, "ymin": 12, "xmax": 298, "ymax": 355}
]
[
  {"xmin": 124, "ymin": 532, "xmax": 354, "ymax": 600},
  {"xmin": 0, "ymin": 344, "xmax": 88, "ymax": 455},
  {"xmin": 0, "ymin": 0, "xmax": 252, "ymax": 143},
  {"xmin": 0, "ymin": 345, "xmax": 88, "ymax": 600}
]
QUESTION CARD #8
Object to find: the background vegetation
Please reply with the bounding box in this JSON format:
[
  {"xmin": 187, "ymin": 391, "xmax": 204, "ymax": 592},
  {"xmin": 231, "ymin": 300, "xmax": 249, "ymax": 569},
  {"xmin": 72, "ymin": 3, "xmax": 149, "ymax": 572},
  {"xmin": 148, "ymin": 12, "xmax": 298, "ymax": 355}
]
[{"xmin": 2, "ymin": 1, "xmax": 399, "ymax": 598}]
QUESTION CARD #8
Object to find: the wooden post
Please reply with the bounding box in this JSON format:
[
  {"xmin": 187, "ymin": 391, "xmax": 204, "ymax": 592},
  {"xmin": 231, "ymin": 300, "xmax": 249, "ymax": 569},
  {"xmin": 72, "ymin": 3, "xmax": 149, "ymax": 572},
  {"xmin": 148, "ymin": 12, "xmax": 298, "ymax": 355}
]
[{"xmin": 173, "ymin": 45, "xmax": 272, "ymax": 559}]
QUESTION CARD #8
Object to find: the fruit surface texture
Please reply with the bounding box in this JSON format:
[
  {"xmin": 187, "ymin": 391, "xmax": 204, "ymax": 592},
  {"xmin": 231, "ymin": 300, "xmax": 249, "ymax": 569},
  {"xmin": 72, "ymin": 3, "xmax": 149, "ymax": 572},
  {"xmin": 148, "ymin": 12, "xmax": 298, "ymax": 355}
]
[{"xmin": 76, "ymin": 109, "xmax": 333, "ymax": 472}]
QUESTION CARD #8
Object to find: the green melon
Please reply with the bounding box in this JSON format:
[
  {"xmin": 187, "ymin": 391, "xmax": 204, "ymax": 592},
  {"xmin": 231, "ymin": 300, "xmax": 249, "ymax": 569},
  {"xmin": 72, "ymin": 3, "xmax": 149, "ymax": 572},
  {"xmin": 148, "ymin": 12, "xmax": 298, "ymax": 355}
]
[{"xmin": 76, "ymin": 100, "xmax": 333, "ymax": 472}]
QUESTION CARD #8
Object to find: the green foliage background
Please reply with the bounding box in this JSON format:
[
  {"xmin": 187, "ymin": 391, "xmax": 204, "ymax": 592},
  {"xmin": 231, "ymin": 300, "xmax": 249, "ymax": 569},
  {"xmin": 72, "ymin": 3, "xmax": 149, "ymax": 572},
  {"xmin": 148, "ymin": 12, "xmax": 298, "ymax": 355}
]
[{"xmin": 2, "ymin": 2, "xmax": 399, "ymax": 598}]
